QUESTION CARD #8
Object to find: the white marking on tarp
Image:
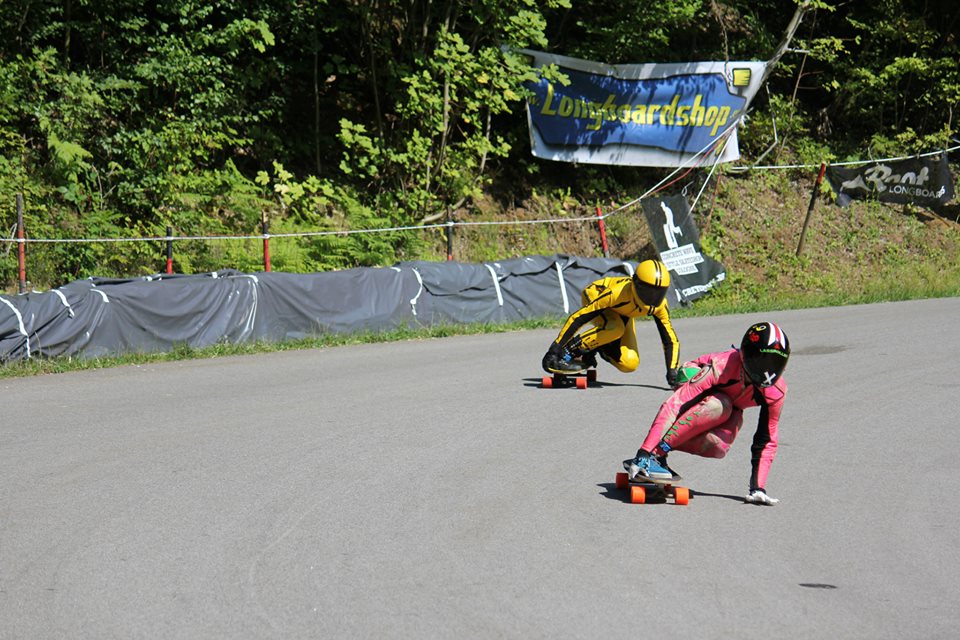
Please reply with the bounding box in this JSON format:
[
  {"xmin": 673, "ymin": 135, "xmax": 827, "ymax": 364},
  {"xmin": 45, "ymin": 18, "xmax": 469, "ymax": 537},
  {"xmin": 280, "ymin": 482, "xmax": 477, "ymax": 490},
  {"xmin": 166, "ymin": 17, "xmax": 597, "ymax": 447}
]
[
  {"xmin": 52, "ymin": 289, "xmax": 75, "ymax": 317},
  {"xmin": 409, "ymin": 268, "xmax": 423, "ymax": 316},
  {"xmin": 0, "ymin": 297, "xmax": 30, "ymax": 358},
  {"xmin": 555, "ymin": 262, "xmax": 569, "ymax": 314},
  {"xmin": 484, "ymin": 264, "xmax": 504, "ymax": 306},
  {"xmin": 229, "ymin": 274, "xmax": 260, "ymax": 336},
  {"xmin": 92, "ymin": 289, "xmax": 109, "ymax": 303}
]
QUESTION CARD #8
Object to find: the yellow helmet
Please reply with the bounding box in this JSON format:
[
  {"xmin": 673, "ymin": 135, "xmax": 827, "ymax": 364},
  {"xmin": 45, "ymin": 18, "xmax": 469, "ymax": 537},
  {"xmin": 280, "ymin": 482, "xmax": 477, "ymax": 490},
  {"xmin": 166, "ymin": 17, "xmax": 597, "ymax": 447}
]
[{"xmin": 632, "ymin": 259, "xmax": 670, "ymax": 307}]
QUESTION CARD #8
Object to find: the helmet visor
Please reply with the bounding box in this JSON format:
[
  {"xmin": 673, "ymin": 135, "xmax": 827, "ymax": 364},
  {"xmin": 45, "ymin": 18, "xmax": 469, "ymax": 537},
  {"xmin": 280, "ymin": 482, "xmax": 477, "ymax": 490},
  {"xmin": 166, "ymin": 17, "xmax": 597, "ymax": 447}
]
[
  {"xmin": 635, "ymin": 279, "xmax": 668, "ymax": 307},
  {"xmin": 743, "ymin": 352, "xmax": 788, "ymax": 388}
]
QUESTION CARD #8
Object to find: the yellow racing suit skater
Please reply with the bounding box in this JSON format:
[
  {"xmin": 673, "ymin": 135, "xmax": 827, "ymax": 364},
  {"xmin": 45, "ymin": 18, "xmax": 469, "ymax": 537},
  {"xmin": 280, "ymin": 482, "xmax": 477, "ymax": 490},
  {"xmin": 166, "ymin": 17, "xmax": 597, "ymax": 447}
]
[{"xmin": 541, "ymin": 259, "xmax": 682, "ymax": 387}]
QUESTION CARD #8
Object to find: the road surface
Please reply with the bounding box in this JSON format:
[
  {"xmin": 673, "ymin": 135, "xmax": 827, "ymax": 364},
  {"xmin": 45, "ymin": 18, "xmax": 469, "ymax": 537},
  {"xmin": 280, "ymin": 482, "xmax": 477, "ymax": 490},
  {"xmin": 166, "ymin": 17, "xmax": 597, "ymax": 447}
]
[{"xmin": 2, "ymin": 298, "xmax": 959, "ymax": 639}]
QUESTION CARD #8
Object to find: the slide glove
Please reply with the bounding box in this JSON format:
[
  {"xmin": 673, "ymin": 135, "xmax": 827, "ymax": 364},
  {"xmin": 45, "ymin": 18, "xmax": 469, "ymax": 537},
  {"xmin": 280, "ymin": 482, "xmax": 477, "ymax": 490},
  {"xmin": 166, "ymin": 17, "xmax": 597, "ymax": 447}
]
[
  {"xmin": 744, "ymin": 489, "xmax": 780, "ymax": 506},
  {"xmin": 666, "ymin": 367, "xmax": 680, "ymax": 389}
]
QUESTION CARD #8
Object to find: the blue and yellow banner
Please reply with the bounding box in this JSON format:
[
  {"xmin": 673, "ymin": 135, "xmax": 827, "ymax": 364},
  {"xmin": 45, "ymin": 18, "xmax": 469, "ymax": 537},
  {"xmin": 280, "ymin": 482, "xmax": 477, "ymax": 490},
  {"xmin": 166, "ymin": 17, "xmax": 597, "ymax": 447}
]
[{"xmin": 519, "ymin": 50, "xmax": 768, "ymax": 167}]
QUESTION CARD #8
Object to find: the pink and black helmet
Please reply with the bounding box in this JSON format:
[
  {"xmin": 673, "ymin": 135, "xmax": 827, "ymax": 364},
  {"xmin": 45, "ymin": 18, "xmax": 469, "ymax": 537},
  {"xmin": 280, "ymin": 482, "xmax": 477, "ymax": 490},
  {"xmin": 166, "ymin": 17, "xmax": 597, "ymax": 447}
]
[{"xmin": 740, "ymin": 322, "xmax": 790, "ymax": 388}]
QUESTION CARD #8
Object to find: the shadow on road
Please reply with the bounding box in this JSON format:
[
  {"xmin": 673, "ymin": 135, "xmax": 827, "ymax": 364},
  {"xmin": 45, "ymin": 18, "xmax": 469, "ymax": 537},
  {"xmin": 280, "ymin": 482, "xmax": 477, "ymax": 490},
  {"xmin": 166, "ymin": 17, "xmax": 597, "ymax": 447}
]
[
  {"xmin": 596, "ymin": 483, "xmax": 743, "ymax": 504},
  {"xmin": 522, "ymin": 377, "xmax": 670, "ymax": 391}
]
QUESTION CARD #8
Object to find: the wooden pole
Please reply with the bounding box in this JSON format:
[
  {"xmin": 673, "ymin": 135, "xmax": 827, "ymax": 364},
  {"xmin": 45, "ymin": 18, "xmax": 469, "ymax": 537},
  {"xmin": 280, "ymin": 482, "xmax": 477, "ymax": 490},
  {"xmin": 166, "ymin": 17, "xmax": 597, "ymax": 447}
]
[
  {"xmin": 16, "ymin": 194, "xmax": 26, "ymax": 294},
  {"xmin": 797, "ymin": 162, "xmax": 827, "ymax": 256},
  {"xmin": 446, "ymin": 220, "xmax": 454, "ymax": 261},
  {"xmin": 595, "ymin": 205, "xmax": 609, "ymax": 258},
  {"xmin": 262, "ymin": 220, "xmax": 271, "ymax": 272},
  {"xmin": 165, "ymin": 226, "xmax": 174, "ymax": 274}
]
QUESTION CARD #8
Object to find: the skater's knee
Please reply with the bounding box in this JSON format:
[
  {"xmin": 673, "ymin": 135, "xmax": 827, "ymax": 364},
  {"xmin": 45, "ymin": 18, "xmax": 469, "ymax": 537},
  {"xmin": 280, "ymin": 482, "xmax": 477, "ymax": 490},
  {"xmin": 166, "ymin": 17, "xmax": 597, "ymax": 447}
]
[
  {"xmin": 702, "ymin": 393, "xmax": 733, "ymax": 422},
  {"xmin": 612, "ymin": 348, "xmax": 639, "ymax": 372},
  {"xmin": 701, "ymin": 432, "xmax": 731, "ymax": 458}
]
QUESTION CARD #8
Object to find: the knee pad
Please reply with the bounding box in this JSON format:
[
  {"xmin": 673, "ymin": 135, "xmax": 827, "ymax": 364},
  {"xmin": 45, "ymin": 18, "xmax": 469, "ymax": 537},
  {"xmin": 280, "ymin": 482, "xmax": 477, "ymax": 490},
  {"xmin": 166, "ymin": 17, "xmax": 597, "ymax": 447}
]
[{"xmin": 701, "ymin": 393, "xmax": 733, "ymax": 423}]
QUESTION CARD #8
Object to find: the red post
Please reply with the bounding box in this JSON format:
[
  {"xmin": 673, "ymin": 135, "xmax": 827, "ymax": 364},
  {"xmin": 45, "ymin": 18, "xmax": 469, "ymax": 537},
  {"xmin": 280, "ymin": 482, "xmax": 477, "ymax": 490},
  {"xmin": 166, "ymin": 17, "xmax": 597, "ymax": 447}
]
[
  {"xmin": 165, "ymin": 226, "xmax": 174, "ymax": 274},
  {"xmin": 796, "ymin": 162, "xmax": 827, "ymax": 256},
  {"xmin": 262, "ymin": 220, "xmax": 271, "ymax": 272},
  {"xmin": 596, "ymin": 205, "xmax": 610, "ymax": 258},
  {"xmin": 16, "ymin": 194, "xmax": 26, "ymax": 293}
]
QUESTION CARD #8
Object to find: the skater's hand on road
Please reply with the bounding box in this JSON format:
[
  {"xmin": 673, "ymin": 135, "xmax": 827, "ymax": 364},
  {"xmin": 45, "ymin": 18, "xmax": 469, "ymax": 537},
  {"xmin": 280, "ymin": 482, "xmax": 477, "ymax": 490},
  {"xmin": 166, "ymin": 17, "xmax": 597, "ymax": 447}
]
[
  {"xmin": 666, "ymin": 368, "xmax": 680, "ymax": 388},
  {"xmin": 744, "ymin": 489, "xmax": 780, "ymax": 506}
]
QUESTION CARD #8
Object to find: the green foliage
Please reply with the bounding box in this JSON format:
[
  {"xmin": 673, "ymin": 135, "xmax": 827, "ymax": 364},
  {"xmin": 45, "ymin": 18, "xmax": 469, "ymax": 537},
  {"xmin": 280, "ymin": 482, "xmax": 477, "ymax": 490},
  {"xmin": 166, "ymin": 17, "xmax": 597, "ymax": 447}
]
[
  {"xmin": 336, "ymin": 2, "xmax": 567, "ymax": 222},
  {"xmin": 0, "ymin": 0, "xmax": 957, "ymax": 291}
]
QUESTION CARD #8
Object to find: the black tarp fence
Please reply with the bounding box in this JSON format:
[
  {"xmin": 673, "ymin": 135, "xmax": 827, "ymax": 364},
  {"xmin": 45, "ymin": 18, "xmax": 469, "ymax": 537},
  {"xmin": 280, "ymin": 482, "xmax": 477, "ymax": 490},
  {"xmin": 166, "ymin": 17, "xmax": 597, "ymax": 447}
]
[{"xmin": 0, "ymin": 254, "xmax": 659, "ymax": 362}]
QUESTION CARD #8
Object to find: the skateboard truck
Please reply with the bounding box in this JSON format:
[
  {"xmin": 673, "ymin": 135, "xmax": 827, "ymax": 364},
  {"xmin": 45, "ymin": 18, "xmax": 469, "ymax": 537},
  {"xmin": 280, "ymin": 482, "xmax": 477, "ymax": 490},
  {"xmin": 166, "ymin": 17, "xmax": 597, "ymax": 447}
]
[{"xmin": 541, "ymin": 369, "xmax": 597, "ymax": 389}]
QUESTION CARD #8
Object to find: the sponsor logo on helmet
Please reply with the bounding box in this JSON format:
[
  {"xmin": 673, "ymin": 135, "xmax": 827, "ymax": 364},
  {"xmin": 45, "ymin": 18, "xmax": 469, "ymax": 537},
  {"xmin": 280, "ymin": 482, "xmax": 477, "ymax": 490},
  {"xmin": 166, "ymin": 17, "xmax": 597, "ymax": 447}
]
[{"xmin": 759, "ymin": 347, "xmax": 788, "ymax": 357}]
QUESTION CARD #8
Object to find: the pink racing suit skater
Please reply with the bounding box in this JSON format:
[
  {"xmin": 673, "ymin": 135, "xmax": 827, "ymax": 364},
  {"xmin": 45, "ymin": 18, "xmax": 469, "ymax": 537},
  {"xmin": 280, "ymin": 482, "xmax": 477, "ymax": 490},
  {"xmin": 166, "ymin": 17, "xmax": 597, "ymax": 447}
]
[{"xmin": 623, "ymin": 322, "xmax": 791, "ymax": 506}]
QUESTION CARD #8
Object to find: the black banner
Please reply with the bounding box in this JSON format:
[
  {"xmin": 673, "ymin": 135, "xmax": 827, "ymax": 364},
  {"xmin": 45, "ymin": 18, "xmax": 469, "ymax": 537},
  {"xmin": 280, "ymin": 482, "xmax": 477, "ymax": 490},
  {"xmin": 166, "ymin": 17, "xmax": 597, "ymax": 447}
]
[
  {"xmin": 641, "ymin": 195, "xmax": 726, "ymax": 306},
  {"xmin": 825, "ymin": 154, "xmax": 955, "ymax": 208}
]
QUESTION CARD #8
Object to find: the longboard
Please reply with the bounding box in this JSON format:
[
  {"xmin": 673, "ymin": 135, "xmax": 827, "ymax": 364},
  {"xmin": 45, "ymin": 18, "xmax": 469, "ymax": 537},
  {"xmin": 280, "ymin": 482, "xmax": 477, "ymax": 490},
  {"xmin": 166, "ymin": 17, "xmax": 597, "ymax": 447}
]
[
  {"xmin": 615, "ymin": 471, "xmax": 690, "ymax": 505},
  {"xmin": 541, "ymin": 368, "xmax": 597, "ymax": 389}
]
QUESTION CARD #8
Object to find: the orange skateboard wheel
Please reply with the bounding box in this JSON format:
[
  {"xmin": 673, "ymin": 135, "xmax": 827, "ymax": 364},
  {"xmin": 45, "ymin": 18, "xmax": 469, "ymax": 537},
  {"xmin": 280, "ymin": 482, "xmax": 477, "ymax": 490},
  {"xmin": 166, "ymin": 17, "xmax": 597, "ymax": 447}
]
[
  {"xmin": 615, "ymin": 472, "xmax": 629, "ymax": 489},
  {"xmin": 575, "ymin": 376, "xmax": 588, "ymax": 389},
  {"xmin": 629, "ymin": 485, "xmax": 646, "ymax": 504},
  {"xmin": 674, "ymin": 487, "xmax": 690, "ymax": 505},
  {"xmin": 541, "ymin": 375, "xmax": 554, "ymax": 388}
]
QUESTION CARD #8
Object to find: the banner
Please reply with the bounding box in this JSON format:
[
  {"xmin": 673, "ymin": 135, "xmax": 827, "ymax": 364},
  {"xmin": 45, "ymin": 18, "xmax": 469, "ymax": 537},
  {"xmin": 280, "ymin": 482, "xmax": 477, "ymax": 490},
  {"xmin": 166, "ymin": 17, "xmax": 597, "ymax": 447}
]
[
  {"xmin": 641, "ymin": 196, "xmax": 726, "ymax": 305},
  {"xmin": 519, "ymin": 49, "xmax": 768, "ymax": 167},
  {"xmin": 825, "ymin": 154, "xmax": 955, "ymax": 208}
]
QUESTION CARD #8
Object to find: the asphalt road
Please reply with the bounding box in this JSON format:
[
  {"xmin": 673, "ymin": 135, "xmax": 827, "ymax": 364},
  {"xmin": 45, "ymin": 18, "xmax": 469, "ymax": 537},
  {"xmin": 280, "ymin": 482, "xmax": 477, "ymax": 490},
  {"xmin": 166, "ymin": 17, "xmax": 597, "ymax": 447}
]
[{"xmin": 2, "ymin": 298, "xmax": 959, "ymax": 639}]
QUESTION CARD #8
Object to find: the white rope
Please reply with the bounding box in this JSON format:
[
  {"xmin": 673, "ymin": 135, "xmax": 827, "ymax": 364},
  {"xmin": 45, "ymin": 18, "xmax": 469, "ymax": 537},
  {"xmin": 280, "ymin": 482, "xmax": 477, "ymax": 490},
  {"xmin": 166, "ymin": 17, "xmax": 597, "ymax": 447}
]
[
  {"xmin": 728, "ymin": 143, "xmax": 960, "ymax": 172},
  {"xmin": 1, "ymin": 138, "xmax": 953, "ymax": 247}
]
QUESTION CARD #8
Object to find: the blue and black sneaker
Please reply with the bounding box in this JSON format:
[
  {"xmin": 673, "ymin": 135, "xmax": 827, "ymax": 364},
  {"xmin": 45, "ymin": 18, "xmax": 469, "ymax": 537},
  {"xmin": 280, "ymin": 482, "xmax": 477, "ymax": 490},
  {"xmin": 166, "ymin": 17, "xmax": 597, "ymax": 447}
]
[
  {"xmin": 657, "ymin": 454, "xmax": 681, "ymax": 480},
  {"xmin": 622, "ymin": 451, "xmax": 672, "ymax": 481},
  {"xmin": 543, "ymin": 348, "xmax": 586, "ymax": 374}
]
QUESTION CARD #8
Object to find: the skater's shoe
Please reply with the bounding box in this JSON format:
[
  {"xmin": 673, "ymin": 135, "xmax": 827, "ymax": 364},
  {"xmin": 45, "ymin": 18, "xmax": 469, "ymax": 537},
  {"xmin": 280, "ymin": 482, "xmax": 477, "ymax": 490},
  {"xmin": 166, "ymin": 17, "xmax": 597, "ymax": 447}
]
[
  {"xmin": 622, "ymin": 451, "xmax": 672, "ymax": 481},
  {"xmin": 542, "ymin": 349, "xmax": 586, "ymax": 374},
  {"xmin": 657, "ymin": 455, "xmax": 682, "ymax": 480}
]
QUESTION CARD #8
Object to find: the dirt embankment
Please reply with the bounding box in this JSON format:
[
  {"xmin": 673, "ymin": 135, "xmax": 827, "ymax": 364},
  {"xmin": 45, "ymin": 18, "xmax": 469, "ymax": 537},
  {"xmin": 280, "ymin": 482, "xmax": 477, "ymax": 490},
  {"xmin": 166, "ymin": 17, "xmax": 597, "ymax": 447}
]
[{"xmin": 447, "ymin": 168, "xmax": 960, "ymax": 302}]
